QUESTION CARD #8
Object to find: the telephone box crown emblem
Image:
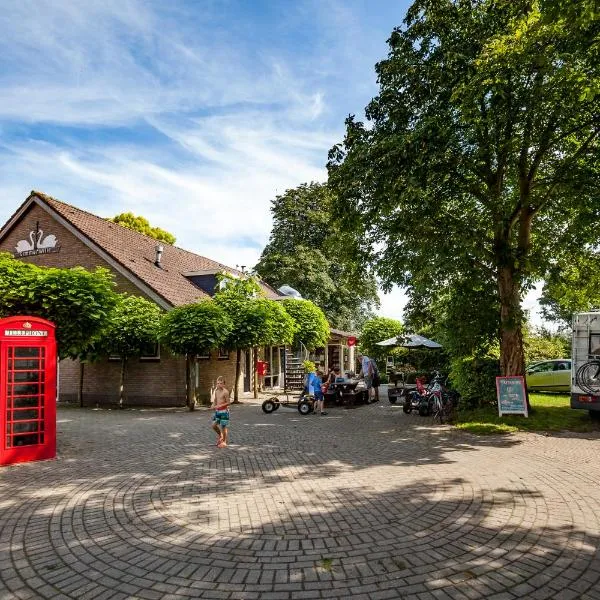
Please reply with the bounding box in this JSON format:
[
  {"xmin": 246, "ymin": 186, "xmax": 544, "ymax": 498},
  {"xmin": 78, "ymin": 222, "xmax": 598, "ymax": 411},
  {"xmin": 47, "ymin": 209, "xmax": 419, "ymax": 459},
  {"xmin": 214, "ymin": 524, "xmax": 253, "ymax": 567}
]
[{"xmin": 22, "ymin": 321, "xmax": 32, "ymax": 329}]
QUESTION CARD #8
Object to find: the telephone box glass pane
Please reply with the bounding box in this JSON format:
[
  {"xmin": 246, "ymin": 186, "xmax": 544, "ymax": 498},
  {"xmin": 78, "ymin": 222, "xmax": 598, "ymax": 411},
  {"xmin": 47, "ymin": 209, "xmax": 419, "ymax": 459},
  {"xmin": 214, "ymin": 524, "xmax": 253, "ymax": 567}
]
[
  {"xmin": 14, "ymin": 358, "xmax": 40, "ymax": 370},
  {"xmin": 13, "ymin": 409, "xmax": 39, "ymax": 420},
  {"xmin": 13, "ymin": 422, "xmax": 40, "ymax": 433},
  {"xmin": 12, "ymin": 396, "xmax": 40, "ymax": 408},
  {"xmin": 14, "ymin": 347, "xmax": 40, "ymax": 358},
  {"xmin": 5, "ymin": 345, "xmax": 46, "ymax": 447},
  {"xmin": 12, "ymin": 383, "xmax": 40, "ymax": 395},
  {"xmin": 13, "ymin": 434, "xmax": 39, "ymax": 446},
  {"xmin": 12, "ymin": 371, "xmax": 41, "ymax": 383}
]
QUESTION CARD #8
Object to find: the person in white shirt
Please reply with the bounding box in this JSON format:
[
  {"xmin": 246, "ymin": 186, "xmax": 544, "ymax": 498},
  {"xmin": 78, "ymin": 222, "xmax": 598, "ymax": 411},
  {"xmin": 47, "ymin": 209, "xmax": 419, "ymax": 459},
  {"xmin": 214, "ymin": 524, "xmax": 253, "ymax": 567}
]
[{"xmin": 357, "ymin": 353, "xmax": 375, "ymax": 402}]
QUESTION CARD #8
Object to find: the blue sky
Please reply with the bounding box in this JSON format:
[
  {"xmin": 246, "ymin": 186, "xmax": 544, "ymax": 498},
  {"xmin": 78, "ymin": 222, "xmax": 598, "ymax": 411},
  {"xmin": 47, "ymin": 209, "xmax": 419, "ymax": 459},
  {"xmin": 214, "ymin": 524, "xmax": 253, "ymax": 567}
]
[{"xmin": 0, "ymin": 0, "xmax": 543, "ymax": 324}]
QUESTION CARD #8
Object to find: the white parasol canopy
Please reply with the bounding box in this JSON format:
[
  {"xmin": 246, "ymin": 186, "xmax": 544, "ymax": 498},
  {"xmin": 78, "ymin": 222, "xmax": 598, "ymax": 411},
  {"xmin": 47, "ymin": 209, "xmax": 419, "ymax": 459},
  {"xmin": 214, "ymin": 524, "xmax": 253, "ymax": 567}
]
[{"xmin": 376, "ymin": 333, "xmax": 442, "ymax": 349}]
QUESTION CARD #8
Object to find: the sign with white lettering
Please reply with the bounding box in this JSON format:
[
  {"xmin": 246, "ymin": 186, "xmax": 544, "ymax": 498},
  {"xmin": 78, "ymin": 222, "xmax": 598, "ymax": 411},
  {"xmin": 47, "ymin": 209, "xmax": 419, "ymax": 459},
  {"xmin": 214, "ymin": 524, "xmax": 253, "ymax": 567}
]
[
  {"xmin": 496, "ymin": 376, "xmax": 528, "ymax": 417},
  {"xmin": 4, "ymin": 329, "xmax": 48, "ymax": 337}
]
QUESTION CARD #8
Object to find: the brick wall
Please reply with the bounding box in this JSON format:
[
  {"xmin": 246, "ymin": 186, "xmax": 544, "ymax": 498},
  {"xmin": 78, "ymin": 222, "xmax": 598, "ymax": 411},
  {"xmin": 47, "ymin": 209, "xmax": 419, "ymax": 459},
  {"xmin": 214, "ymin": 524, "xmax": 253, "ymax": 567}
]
[
  {"xmin": 1, "ymin": 202, "xmax": 250, "ymax": 406},
  {"xmin": 196, "ymin": 350, "xmax": 240, "ymax": 403}
]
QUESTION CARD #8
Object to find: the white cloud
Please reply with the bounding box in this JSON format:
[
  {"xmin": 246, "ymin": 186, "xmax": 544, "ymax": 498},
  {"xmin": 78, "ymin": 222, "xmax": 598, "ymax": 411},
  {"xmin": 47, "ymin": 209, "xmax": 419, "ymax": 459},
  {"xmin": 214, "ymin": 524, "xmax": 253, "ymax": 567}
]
[
  {"xmin": 0, "ymin": 114, "xmax": 331, "ymax": 268},
  {"xmin": 0, "ymin": 0, "xmax": 416, "ymax": 308}
]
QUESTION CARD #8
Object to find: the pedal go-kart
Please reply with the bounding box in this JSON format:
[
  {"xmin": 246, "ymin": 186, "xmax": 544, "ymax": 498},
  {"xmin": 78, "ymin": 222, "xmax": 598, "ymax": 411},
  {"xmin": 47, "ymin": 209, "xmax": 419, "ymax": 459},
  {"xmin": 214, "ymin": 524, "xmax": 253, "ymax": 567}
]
[{"xmin": 261, "ymin": 390, "xmax": 315, "ymax": 416}]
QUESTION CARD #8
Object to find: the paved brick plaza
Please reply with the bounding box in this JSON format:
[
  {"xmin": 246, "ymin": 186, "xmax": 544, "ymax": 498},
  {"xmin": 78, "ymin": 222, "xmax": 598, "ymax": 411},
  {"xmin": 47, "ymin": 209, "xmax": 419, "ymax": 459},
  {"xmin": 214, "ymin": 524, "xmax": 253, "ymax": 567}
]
[{"xmin": 1, "ymin": 399, "xmax": 600, "ymax": 600}]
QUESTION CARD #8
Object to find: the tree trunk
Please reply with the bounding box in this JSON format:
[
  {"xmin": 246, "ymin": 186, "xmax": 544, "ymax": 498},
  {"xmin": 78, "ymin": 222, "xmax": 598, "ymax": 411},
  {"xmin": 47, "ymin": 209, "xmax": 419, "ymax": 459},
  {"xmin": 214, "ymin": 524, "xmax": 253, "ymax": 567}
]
[
  {"xmin": 78, "ymin": 362, "xmax": 85, "ymax": 408},
  {"xmin": 253, "ymin": 347, "xmax": 258, "ymax": 399},
  {"xmin": 186, "ymin": 355, "xmax": 196, "ymax": 411},
  {"xmin": 498, "ymin": 265, "xmax": 526, "ymax": 375},
  {"xmin": 497, "ymin": 264, "xmax": 530, "ymax": 410},
  {"xmin": 233, "ymin": 348, "xmax": 242, "ymax": 403},
  {"xmin": 119, "ymin": 357, "xmax": 127, "ymax": 408}
]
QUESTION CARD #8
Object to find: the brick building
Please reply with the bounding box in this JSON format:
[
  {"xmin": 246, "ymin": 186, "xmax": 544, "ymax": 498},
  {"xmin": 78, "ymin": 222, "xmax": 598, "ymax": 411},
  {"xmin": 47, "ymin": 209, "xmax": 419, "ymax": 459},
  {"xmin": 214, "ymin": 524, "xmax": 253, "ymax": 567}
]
[{"xmin": 0, "ymin": 191, "xmax": 284, "ymax": 407}]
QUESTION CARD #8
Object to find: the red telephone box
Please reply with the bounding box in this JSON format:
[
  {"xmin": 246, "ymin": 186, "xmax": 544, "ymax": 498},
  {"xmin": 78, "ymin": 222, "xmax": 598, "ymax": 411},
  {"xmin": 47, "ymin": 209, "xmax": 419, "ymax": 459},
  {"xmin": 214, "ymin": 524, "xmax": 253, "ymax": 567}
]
[{"xmin": 0, "ymin": 316, "xmax": 57, "ymax": 466}]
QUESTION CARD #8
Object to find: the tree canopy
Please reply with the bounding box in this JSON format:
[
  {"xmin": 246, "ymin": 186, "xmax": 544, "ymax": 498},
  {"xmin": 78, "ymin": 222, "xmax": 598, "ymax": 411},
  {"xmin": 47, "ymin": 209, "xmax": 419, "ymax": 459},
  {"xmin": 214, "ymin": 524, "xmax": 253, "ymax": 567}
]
[
  {"xmin": 94, "ymin": 294, "xmax": 163, "ymax": 407},
  {"xmin": 213, "ymin": 273, "xmax": 296, "ymax": 400},
  {"xmin": 96, "ymin": 294, "xmax": 162, "ymax": 359},
  {"xmin": 254, "ymin": 182, "xmax": 379, "ymax": 330},
  {"xmin": 160, "ymin": 301, "xmax": 233, "ymax": 357},
  {"xmin": 539, "ymin": 251, "xmax": 600, "ymax": 326},
  {"xmin": 160, "ymin": 300, "xmax": 233, "ymax": 408},
  {"xmin": 358, "ymin": 317, "xmax": 403, "ymax": 364},
  {"xmin": 0, "ymin": 252, "xmax": 118, "ymax": 358},
  {"xmin": 280, "ymin": 298, "xmax": 330, "ymax": 350},
  {"xmin": 328, "ymin": 0, "xmax": 600, "ymax": 380},
  {"xmin": 212, "ymin": 274, "xmax": 294, "ymax": 350},
  {"xmin": 109, "ymin": 212, "xmax": 176, "ymax": 245}
]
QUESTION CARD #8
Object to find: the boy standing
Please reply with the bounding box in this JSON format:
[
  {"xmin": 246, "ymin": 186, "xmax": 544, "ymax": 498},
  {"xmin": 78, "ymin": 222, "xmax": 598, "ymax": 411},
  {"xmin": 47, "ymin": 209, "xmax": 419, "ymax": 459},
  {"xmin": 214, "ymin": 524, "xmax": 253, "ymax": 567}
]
[
  {"xmin": 308, "ymin": 370, "xmax": 327, "ymax": 415},
  {"xmin": 211, "ymin": 376, "xmax": 230, "ymax": 448}
]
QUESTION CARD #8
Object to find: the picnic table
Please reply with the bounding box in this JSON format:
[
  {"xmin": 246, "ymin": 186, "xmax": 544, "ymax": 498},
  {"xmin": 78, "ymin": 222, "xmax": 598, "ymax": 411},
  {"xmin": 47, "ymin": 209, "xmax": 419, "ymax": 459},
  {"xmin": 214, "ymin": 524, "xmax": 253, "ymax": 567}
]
[{"xmin": 326, "ymin": 378, "xmax": 369, "ymax": 407}]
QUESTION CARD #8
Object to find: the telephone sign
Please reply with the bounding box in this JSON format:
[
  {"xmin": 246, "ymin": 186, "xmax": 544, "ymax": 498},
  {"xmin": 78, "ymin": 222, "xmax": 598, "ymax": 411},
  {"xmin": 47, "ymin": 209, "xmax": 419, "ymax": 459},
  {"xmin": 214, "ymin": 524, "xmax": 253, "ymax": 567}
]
[{"xmin": 0, "ymin": 316, "xmax": 57, "ymax": 466}]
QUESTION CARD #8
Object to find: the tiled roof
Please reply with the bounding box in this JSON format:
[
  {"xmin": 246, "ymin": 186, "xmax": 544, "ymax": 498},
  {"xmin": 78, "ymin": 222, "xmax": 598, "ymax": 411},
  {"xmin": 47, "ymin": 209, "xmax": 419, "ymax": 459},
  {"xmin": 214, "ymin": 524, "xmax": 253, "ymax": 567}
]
[
  {"xmin": 330, "ymin": 328, "xmax": 358, "ymax": 339},
  {"xmin": 27, "ymin": 191, "xmax": 281, "ymax": 307}
]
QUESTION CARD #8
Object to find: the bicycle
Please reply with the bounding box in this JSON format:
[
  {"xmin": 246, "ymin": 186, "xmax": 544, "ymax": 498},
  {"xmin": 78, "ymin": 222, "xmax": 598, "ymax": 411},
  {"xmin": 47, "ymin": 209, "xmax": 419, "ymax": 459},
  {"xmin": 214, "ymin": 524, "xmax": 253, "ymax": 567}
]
[{"xmin": 422, "ymin": 371, "xmax": 459, "ymax": 424}]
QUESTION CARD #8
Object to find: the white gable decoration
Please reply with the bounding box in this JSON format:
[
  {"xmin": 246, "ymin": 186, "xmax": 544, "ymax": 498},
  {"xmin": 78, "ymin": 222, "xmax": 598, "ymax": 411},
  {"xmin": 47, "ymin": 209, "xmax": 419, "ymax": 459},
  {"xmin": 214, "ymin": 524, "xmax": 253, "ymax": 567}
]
[{"xmin": 14, "ymin": 223, "xmax": 60, "ymax": 258}]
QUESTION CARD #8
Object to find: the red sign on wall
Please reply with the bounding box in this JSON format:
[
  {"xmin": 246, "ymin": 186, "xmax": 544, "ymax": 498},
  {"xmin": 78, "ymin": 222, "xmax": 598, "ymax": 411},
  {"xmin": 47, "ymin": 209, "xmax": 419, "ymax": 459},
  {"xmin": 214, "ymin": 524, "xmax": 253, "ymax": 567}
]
[
  {"xmin": 0, "ymin": 316, "xmax": 57, "ymax": 466},
  {"xmin": 347, "ymin": 336, "xmax": 357, "ymax": 347}
]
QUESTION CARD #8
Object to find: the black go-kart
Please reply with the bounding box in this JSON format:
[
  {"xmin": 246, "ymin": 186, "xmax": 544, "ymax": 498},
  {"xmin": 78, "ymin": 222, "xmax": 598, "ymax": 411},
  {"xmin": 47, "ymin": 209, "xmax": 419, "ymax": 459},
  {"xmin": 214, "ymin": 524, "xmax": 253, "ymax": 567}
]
[{"xmin": 261, "ymin": 390, "xmax": 315, "ymax": 416}]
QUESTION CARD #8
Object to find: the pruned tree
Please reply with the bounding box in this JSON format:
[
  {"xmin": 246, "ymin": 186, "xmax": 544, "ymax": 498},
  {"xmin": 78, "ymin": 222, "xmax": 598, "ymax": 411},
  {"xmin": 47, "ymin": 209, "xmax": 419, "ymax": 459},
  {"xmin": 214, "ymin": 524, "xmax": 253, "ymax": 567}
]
[
  {"xmin": 0, "ymin": 252, "xmax": 118, "ymax": 359},
  {"xmin": 214, "ymin": 274, "xmax": 295, "ymax": 400},
  {"xmin": 358, "ymin": 317, "xmax": 403, "ymax": 368},
  {"xmin": 95, "ymin": 294, "xmax": 163, "ymax": 407},
  {"xmin": 280, "ymin": 298, "xmax": 330, "ymax": 350},
  {"xmin": 160, "ymin": 301, "xmax": 233, "ymax": 409}
]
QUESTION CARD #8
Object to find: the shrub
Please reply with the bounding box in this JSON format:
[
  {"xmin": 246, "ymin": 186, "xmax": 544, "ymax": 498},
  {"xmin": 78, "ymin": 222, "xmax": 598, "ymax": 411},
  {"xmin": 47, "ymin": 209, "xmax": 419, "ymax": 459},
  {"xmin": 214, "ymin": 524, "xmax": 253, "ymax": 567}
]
[
  {"xmin": 450, "ymin": 356, "xmax": 500, "ymax": 408},
  {"xmin": 303, "ymin": 360, "xmax": 316, "ymax": 373}
]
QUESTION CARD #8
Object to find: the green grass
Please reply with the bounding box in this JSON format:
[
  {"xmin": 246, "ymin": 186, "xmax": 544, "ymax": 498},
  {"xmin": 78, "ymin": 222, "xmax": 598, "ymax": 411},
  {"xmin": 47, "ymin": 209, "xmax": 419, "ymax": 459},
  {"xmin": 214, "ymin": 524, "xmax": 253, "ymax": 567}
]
[{"xmin": 456, "ymin": 393, "xmax": 600, "ymax": 435}]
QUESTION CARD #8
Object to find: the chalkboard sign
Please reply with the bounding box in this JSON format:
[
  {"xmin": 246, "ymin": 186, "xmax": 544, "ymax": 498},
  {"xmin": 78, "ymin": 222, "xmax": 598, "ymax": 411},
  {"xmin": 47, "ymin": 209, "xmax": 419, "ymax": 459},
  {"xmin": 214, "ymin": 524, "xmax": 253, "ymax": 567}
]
[{"xmin": 496, "ymin": 376, "xmax": 528, "ymax": 417}]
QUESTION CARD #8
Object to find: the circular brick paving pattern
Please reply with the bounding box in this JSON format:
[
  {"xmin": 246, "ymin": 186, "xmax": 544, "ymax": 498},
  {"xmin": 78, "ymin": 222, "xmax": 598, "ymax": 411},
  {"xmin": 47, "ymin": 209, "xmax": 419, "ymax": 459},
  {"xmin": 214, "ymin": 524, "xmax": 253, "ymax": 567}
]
[{"xmin": 1, "ymin": 402, "xmax": 600, "ymax": 599}]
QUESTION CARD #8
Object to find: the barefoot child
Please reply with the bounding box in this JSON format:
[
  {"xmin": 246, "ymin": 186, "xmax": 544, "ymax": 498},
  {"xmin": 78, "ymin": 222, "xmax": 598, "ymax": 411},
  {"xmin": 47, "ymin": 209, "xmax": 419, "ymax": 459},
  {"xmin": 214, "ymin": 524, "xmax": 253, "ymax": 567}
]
[{"xmin": 211, "ymin": 376, "xmax": 230, "ymax": 448}]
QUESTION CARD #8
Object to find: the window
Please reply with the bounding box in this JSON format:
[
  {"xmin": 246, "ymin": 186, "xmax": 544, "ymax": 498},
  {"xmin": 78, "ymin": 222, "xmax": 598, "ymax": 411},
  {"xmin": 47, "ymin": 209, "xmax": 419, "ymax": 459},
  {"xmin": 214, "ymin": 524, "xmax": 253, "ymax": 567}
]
[
  {"xmin": 590, "ymin": 334, "xmax": 600, "ymax": 356},
  {"xmin": 196, "ymin": 350, "xmax": 211, "ymax": 360},
  {"xmin": 218, "ymin": 348, "xmax": 229, "ymax": 360},
  {"xmin": 555, "ymin": 361, "xmax": 571, "ymax": 371},
  {"xmin": 527, "ymin": 361, "xmax": 553, "ymax": 374},
  {"xmin": 139, "ymin": 342, "xmax": 160, "ymax": 361},
  {"xmin": 109, "ymin": 343, "xmax": 160, "ymax": 362}
]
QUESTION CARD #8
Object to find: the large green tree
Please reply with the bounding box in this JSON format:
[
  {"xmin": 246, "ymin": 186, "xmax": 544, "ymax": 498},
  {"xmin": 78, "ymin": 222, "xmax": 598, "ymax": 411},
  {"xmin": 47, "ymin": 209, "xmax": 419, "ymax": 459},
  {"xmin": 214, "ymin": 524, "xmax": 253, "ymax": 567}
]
[
  {"xmin": 109, "ymin": 212, "xmax": 176, "ymax": 245},
  {"xmin": 254, "ymin": 182, "xmax": 379, "ymax": 330},
  {"xmin": 359, "ymin": 317, "xmax": 403, "ymax": 367},
  {"xmin": 539, "ymin": 251, "xmax": 600, "ymax": 326},
  {"xmin": 328, "ymin": 0, "xmax": 600, "ymax": 380}
]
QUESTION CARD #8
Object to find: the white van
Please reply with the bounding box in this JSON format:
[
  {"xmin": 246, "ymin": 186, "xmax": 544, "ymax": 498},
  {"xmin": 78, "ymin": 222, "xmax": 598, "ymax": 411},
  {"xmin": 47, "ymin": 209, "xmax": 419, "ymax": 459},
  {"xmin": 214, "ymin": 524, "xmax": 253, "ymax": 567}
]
[{"xmin": 571, "ymin": 311, "xmax": 600, "ymax": 420}]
